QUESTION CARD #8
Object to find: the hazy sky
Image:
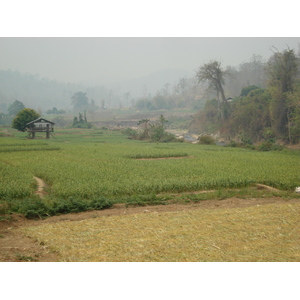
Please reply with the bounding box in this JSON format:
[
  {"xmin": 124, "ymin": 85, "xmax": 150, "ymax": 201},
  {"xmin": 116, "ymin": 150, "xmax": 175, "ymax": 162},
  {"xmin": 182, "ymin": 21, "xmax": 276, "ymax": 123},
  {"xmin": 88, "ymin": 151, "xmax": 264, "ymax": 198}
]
[
  {"xmin": 2, "ymin": 1, "xmax": 299, "ymax": 88},
  {"xmin": 1, "ymin": 37, "xmax": 299, "ymax": 86}
]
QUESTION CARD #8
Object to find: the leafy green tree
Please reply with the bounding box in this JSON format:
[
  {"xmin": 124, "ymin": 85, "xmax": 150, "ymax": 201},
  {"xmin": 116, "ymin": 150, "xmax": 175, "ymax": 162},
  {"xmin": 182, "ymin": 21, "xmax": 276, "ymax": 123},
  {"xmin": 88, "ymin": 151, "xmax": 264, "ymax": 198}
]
[
  {"xmin": 285, "ymin": 86, "xmax": 300, "ymax": 143},
  {"xmin": 229, "ymin": 89, "xmax": 272, "ymax": 142},
  {"xmin": 266, "ymin": 48, "xmax": 298, "ymax": 139},
  {"xmin": 150, "ymin": 125, "xmax": 165, "ymax": 142},
  {"xmin": 71, "ymin": 91, "xmax": 89, "ymax": 110},
  {"xmin": 267, "ymin": 48, "xmax": 298, "ymax": 94},
  {"xmin": 158, "ymin": 114, "xmax": 168, "ymax": 127},
  {"xmin": 149, "ymin": 115, "xmax": 168, "ymax": 142},
  {"xmin": 72, "ymin": 111, "xmax": 92, "ymax": 129},
  {"xmin": 12, "ymin": 108, "xmax": 40, "ymax": 132},
  {"xmin": 8, "ymin": 100, "xmax": 25, "ymax": 116},
  {"xmin": 240, "ymin": 85, "xmax": 260, "ymax": 97}
]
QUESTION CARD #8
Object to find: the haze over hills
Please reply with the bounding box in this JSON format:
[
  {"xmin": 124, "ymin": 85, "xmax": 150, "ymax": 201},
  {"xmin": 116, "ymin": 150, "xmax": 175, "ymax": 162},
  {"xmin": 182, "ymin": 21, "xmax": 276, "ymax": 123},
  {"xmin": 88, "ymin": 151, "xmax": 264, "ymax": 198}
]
[
  {"xmin": 0, "ymin": 67, "xmax": 194, "ymax": 112},
  {"xmin": 1, "ymin": 37, "xmax": 300, "ymax": 114},
  {"xmin": 109, "ymin": 68, "xmax": 194, "ymax": 98}
]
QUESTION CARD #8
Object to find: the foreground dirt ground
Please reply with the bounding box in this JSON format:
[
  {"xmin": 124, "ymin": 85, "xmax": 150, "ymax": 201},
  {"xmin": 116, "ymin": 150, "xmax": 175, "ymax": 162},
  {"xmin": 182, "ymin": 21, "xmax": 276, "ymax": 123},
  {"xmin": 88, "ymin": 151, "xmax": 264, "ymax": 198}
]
[{"xmin": 1, "ymin": 197, "xmax": 299, "ymax": 262}]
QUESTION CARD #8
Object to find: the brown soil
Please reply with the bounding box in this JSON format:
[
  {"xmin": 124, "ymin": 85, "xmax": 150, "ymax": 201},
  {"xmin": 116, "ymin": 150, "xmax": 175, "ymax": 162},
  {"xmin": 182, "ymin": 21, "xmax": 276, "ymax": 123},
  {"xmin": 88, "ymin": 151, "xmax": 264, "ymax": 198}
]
[{"xmin": 1, "ymin": 196, "xmax": 299, "ymax": 262}]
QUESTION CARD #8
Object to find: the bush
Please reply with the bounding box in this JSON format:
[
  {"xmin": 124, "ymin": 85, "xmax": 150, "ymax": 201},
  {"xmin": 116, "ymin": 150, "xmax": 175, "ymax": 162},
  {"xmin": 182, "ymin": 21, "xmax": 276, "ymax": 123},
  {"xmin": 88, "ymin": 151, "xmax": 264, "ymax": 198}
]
[
  {"xmin": 2, "ymin": 196, "xmax": 114, "ymax": 219},
  {"xmin": 124, "ymin": 194, "xmax": 166, "ymax": 207},
  {"xmin": 51, "ymin": 197, "xmax": 90, "ymax": 214},
  {"xmin": 51, "ymin": 196, "xmax": 113, "ymax": 215},
  {"xmin": 198, "ymin": 135, "xmax": 215, "ymax": 145},
  {"xmin": 258, "ymin": 141, "xmax": 284, "ymax": 151},
  {"xmin": 226, "ymin": 140, "xmax": 238, "ymax": 147},
  {"xmin": 243, "ymin": 144, "xmax": 255, "ymax": 150},
  {"xmin": 17, "ymin": 198, "xmax": 50, "ymax": 219},
  {"xmin": 122, "ymin": 128, "xmax": 138, "ymax": 139},
  {"xmin": 89, "ymin": 197, "xmax": 114, "ymax": 210},
  {"xmin": 159, "ymin": 132, "xmax": 180, "ymax": 143}
]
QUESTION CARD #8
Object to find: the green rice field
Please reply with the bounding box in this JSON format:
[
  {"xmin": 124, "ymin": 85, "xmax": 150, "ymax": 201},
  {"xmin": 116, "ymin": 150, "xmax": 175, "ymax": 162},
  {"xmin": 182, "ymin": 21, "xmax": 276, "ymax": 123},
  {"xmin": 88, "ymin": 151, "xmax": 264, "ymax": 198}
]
[{"xmin": 1, "ymin": 127, "xmax": 300, "ymax": 206}]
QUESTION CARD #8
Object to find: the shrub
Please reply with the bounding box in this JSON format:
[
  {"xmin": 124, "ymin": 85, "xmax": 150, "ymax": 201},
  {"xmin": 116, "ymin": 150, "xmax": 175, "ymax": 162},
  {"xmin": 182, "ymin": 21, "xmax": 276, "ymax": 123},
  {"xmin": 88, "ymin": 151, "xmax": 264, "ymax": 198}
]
[
  {"xmin": 88, "ymin": 197, "xmax": 114, "ymax": 210},
  {"xmin": 17, "ymin": 198, "xmax": 50, "ymax": 219},
  {"xmin": 226, "ymin": 140, "xmax": 238, "ymax": 147},
  {"xmin": 51, "ymin": 196, "xmax": 113, "ymax": 215},
  {"xmin": 198, "ymin": 135, "xmax": 215, "ymax": 145},
  {"xmin": 243, "ymin": 144, "xmax": 255, "ymax": 150},
  {"xmin": 51, "ymin": 197, "xmax": 90, "ymax": 214},
  {"xmin": 124, "ymin": 194, "xmax": 166, "ymax": 207},
  {"xmin": 159, "ymin": 132, "xmax": 180, "ymax": 143},
  {"xmin": 258, "ymin": 141, "xmax": 284, "ymax": 151},
  {"xmin": 241, "ymin": 137, "xmax": 253, "ymax": 146},
  {"xmin": 122, "ymin": 128, "xmax": 138, "ymax": 139}
]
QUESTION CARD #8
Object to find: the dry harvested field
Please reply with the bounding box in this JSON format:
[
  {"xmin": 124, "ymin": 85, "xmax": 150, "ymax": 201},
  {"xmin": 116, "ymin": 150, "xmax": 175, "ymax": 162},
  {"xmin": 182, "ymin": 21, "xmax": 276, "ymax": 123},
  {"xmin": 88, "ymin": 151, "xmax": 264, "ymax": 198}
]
[{"xmin": 1, "ymin": 197, "xmax": 299, "ymax": 262}]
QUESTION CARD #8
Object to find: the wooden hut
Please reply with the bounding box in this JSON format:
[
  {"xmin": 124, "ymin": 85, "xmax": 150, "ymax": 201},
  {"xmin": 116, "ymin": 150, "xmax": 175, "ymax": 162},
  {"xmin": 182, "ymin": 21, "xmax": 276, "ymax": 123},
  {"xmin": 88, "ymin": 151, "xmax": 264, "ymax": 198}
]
[{"xmin": 26, "ymin": 117, "xmax": 55, "ymax": 139}]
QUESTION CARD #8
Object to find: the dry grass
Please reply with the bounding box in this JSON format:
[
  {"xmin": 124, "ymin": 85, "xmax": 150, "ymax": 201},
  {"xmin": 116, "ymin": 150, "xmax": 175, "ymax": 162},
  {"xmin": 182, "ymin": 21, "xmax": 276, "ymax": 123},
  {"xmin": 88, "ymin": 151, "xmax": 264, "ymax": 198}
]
[{"xmin": 21, "ymin": 202, "xmax": 300, "ymax": 262}]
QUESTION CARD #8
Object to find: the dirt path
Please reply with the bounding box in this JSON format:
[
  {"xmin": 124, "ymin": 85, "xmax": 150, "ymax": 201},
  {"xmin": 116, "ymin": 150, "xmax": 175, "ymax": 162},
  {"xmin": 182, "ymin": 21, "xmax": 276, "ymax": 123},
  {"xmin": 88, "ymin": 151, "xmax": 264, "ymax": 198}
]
[
  {"xmin": 33, "ymin": 176, "xmax": 48, "ymax": 198},
  {"xmin": 1, "ymin": 196, "xmax": 299, "ymax": 262}
]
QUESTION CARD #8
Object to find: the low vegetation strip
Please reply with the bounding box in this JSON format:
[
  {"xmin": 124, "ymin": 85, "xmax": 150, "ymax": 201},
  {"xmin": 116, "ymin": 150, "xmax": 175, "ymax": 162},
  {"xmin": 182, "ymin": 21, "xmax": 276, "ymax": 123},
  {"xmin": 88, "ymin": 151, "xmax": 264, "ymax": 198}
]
[
  {"xmin": 125, "ymin": 153, "xmax": 189, "ymax": 159},
  {"xmin": 0, "ymin": 146, "xmax": 60, "ymax": 152},
  {"xmin": 0, "ymin": 196, "xmax": 114, "ymax": 219},
  {"xmin": 20, "ymin": 202, "xmax": 300, "ymax": 262},
  {"xmin": 0, "ymin": 142, "xmax": 49, "ymax": 147}
]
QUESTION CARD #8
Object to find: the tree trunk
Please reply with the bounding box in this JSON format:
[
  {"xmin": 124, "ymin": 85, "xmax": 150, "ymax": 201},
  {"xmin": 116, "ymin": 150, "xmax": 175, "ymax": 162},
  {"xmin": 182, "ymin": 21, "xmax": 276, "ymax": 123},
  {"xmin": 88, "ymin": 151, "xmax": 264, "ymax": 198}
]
[{"xmin": 218, "ymin": 83, "xmax": 227, "ymax": 104}]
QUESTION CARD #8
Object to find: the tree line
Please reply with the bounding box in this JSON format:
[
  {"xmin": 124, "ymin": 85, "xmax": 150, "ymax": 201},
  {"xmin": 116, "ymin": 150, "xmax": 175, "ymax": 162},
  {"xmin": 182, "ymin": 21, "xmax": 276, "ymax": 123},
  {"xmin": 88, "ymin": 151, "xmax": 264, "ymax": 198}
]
[
  {"xmin": 132, "ymin": 54, "xmax": 268, "ymax": 111},
  {"xmin": 190, "ymin": 48, "xmax": 300, "ymax": 144}
]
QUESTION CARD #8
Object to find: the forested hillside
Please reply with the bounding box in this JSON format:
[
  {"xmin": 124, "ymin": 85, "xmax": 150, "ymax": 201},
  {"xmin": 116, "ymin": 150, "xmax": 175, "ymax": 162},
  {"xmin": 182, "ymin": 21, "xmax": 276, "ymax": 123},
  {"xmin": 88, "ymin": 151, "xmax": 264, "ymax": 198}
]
[
  {"xmin": 0, "ymin": 70, "xmax": 111, "ymax": 113},
  {"xmin": 189, "ymin": 48, "xmax": 300, "ymax": 144}
]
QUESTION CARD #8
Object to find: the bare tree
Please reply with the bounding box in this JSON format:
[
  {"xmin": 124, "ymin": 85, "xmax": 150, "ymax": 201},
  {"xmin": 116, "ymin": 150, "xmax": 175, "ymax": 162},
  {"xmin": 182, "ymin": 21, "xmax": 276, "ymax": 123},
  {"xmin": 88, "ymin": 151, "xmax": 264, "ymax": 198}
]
[
  {"xmin": 196, "ymin": 60, "xmax": 231, "ymax": 104},
  {"xmin": 196, "ymin": 60, "xmax": 232, "ymax": 119}
]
